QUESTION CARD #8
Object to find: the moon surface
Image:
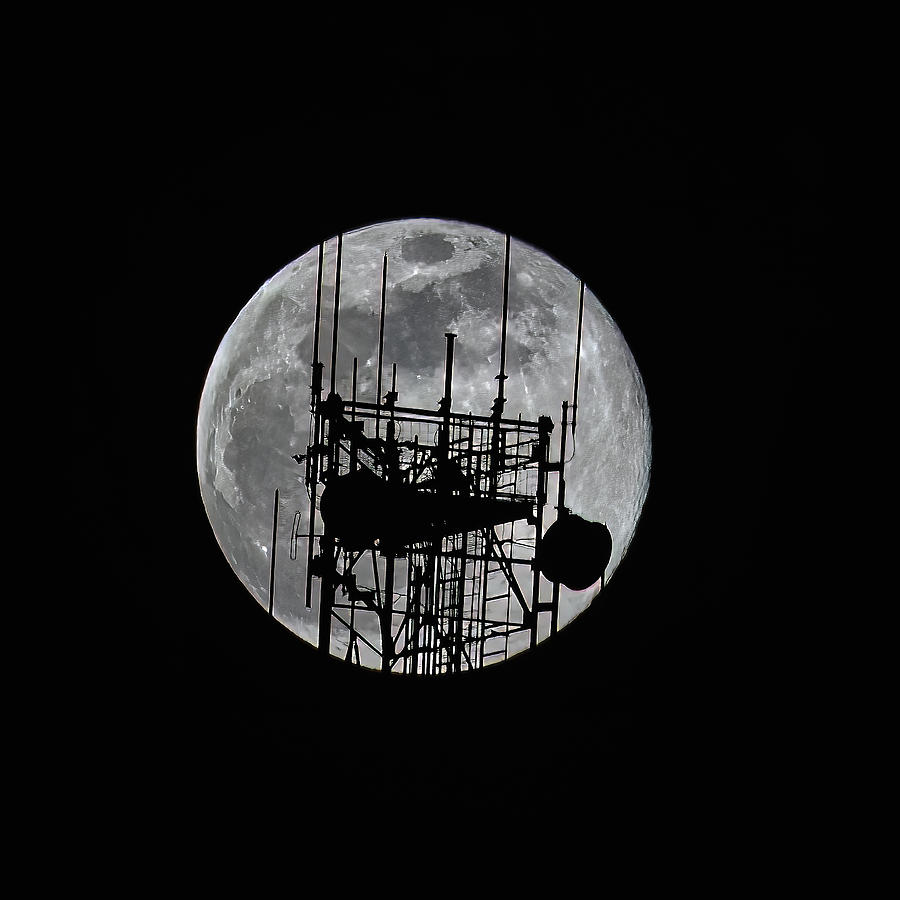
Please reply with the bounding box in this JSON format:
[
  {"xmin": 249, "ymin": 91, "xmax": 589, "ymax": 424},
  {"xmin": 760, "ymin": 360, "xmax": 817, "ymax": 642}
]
[{"xmin": 197, "ymin": 219, "xmax": 651, "ymax": 666}]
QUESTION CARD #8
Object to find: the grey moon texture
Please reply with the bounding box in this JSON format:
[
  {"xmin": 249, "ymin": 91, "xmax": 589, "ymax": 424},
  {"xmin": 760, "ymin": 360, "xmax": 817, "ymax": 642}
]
[{"xmin": 197, "ymin": 219, "xmax": 651, "ymax": 666}]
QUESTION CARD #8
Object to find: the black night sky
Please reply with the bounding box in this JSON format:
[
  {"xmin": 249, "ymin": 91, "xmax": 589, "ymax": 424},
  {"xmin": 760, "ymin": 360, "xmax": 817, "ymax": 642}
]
[{"xmin": 96, "ymin": 23, "xmax": 838, "ymax": 822}]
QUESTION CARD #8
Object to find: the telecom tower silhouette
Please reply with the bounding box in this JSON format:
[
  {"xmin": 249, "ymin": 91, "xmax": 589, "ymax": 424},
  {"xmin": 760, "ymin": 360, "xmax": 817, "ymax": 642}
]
[{"xmin": 271, "ymin": 233, "xmax": 610, "ymax": 674}]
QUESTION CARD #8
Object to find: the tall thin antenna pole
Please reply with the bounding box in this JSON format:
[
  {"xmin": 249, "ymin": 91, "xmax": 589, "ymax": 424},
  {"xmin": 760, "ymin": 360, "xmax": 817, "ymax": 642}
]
[
  {"xmin": 313, "ymin": 242, "xmax": 324, "ymax": 368},
  {"xmin": 329, "ymin": 233, "xmax": 343, "ymax": 394},
  {"xmin": 496, "ymin": 233, "xmax": 511, "ymax": 411},
  {"xmin": 268, "ymin": 488, "xmax": 279, "ymax": 616},
  {"xmin": 376, "ymin": 253, "xmax": 388, "ymax": 436},
  {"xmin": 443, "ymin": 333, "xmax": 456, "ymax": 412},
  {"xmin": 490, "ymin": 234, "xmax": 512, "ymax": 496},
  {"xmin": 572, "ymin": 279, "xmax": 585, "ymax": 437},
  {"xmin": 350, "ymin": 356, "xmax": 358, "ymax": 472},
  {"xmin": 438, "ymin": 333, "xmax": 456, "ymax": 477},
  {"xmin": 306, "ymin": 244, "xmax": 325, "ymax": 610}
]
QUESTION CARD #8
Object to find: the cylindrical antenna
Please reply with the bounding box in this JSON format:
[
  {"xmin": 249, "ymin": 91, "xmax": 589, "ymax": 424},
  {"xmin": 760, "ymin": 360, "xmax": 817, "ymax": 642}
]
[
  {"xmin": 549, "ymin": 402, "xmax": 569, "ymax": 637},
  {"xmin": 313, "ymin": 242, "xmax": 324, "ymax": 368},
  {"xmin": 306, "ymin": 243, "xmax": 326, "ymax": 611},
  {"xmin": 438, "ymin": 333, "xmax": 457, "ymax": 469},
  {"xmin": 495, "ymin": 233, "xmax": 511, "ymax": 411},
  {"xmin": 376, "ymin": 253, "xmax": 388, "ymax": 435},
  {"xmin": 557, "ymin": 401, "xmax": 569, "ymax": 512},
  {"xmin": 384, "ymin": 362, "xmax": 398, "ymax": 448},
  {"xmin": 443, "ymin": 332, "xmax": 456, "ymax": 410},
  {"xmin": 571, "ymin": 279, "xmax": 585, "ymax": 436},
  {"xmin": 329, "ymin": 233, "xmax": 344, "ymax": 394},
  {"xmin": 489, "ymin": 235, "xmax": 512, "ymax": 496}
]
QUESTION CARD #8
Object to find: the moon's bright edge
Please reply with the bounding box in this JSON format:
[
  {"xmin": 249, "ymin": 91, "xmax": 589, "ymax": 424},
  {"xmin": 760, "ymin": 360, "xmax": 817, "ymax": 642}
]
[{"xmin": 197, "ymin": 219, "xmax": 651, "ymax": 665}]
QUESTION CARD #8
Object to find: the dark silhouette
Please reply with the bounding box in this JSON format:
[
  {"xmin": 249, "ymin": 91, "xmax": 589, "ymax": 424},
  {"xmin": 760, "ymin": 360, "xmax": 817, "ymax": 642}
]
[
  {"xmin": 538, "ymin": 513, "xmax": 613, "ymax": 591},
  {"xmin": 278, "ymin": 234, "xmax": 611, "ymax": 674}
]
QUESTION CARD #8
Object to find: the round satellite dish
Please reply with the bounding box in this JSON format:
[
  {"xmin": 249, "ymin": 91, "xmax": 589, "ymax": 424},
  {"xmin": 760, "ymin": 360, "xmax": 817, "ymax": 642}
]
[{"xmin": 538, "ymin": 514, "xmax": 613, "ymax": 591}]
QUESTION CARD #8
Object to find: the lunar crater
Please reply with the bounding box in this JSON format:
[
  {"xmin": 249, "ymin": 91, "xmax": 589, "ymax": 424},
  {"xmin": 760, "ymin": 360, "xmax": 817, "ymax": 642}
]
[{"xmin": 401, "ymin": 233, "xmax": 455, "ymax": 264}]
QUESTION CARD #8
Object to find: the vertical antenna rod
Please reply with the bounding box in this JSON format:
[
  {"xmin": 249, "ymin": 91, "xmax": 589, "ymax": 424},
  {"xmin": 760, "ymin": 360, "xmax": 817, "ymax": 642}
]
[
  {"xmin": 438, "ymin": 333, "xmax": 457, "ymax": 475},
  {"xmin": 376, "ymin": 254, "xmax": 388, "ymax": 432},
  {"xmin": 306, "ymin": 243, "xmax": 325, "ymax": 610},
  {"xmin": 268, "ymin": 488, "xmax": 279, "ymax": 616},
  {"xmin": 312, "ymin": 242, "xmax": 324, "ymax": 368},
  {"xmin": 495, "ymin": 233, "xmax": 511, "ymax": 411},
  {"xmin": 490, "ymin": 234, "xmax": 512, "ymax": 496},
  {"xmin": 571, "ymin": 279, "xmax": 585, "ymax": 437},
  {"xmin": 320, "ymin": 237, "xmax": 344, "ymax": 652},
  {"xmin": 329, "ymin": 233, "xmax": 344, "ymax": 394},
  {"xmin": 350, "ymin": 356, "xmax": 359, "ymax": 471}
]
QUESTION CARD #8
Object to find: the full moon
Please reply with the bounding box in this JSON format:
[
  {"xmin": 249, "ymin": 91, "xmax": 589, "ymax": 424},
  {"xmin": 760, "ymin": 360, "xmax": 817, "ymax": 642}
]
[{"xmin": 197, "ymin": 219, "xmax": 651, "ymax": 669}]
